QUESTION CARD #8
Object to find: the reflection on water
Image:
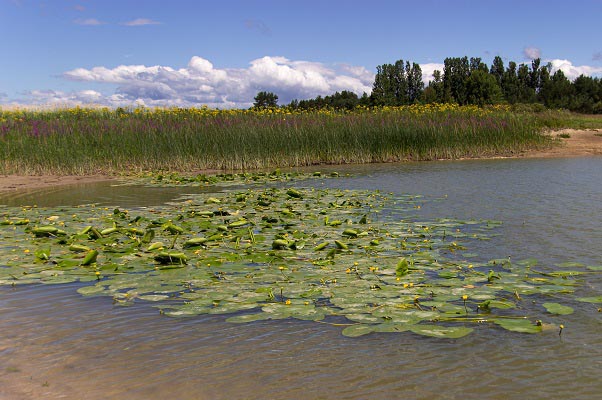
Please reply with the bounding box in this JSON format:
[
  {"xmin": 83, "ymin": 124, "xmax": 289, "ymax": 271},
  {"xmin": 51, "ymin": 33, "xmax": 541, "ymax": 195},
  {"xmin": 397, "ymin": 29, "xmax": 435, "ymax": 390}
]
[
  {"xmin": 1, "ymin": 157, "xmax": 601, "ymax": 399},
  {"xmin": 0, "ymin": 181, "xmax": 219, "ymax": 208}
]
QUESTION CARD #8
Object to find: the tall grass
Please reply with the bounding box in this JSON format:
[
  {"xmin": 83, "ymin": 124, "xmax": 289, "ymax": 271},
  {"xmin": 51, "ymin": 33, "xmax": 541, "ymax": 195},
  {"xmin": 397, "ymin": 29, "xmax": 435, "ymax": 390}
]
[{"xmin": 0, "ymin": 104, "xmax": 559, "ymax": 175}]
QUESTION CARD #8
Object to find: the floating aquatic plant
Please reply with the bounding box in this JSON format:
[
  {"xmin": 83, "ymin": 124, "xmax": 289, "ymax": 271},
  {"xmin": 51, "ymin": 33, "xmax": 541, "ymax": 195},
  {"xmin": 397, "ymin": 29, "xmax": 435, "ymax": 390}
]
[{"xmin": 0, "ymin": 185, "xmax": 597, "ymax": 338}]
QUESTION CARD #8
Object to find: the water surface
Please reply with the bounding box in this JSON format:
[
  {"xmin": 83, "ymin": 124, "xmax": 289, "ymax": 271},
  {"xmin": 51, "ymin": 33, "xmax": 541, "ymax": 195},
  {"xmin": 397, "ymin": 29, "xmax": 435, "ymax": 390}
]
[{"xmin": 1, "ymin": 157, "xmax": 601, "ymax": 399}]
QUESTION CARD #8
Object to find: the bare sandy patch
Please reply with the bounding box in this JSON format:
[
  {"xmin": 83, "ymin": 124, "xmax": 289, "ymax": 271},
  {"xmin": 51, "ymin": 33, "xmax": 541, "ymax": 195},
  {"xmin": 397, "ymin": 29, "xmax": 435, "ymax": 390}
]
[
  {"xmin": 524, "ymin": 128, "xmax": 602, "ymax": 158},
  {"xmin": 0, "ymin": 175, "xmax": 114, "ymax": 193}
]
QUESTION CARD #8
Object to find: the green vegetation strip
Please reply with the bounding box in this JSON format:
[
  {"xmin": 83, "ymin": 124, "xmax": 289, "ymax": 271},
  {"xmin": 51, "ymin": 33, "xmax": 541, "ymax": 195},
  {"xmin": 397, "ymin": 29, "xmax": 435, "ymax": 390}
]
[
  {"xmin": 0, "ymin": 105, "xmax": 555, "ymax": 175},
  {"xmin": 1, "ymin": 186, "xmax": 597, "ymax": 338}
]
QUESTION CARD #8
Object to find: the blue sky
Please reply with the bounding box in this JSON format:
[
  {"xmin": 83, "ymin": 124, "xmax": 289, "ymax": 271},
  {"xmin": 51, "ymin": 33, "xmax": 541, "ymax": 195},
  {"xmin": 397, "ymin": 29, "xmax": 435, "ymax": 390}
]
[{"xmin": 2, "ymin": 0, "xmax": 601, "ymax": 108}]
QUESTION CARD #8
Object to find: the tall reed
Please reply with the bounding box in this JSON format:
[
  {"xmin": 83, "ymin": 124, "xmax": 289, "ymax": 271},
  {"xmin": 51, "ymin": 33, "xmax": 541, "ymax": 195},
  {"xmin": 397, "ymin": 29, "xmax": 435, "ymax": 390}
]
[{"xmin": 0, "ymin": 104, "xmax": 554, "ymax": 175}]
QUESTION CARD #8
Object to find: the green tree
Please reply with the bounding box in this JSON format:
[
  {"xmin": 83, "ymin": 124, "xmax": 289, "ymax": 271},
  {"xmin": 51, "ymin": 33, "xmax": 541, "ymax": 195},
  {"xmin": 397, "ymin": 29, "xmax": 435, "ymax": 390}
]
[
  {"xmin": 371, "ymin": 59, "xmax": 420, "ymax": 106},
  {"xmin": 569, "ymin": 75, "xmax": 600, "ymax": 113},
  {"xmin": 253, "ymin": 91, "xmax": 279, "ymax": 109},
  {"xmin": 490, "ymin": 56, "xmax": 505, "ymax": 87},
  {"xmin": 539, "ymin": 70, "xmax": 574, "ymax": 109},
  {"xmin": 501, "ymin": 61, "xmax": 519, "ymax": 104},
  {"xmin": 517, "ymin": 64, "xmax": 536, "ymax": 103},
  {"xmin": 466, "ymin": 70, "xmax": 503, "ymax": 106},
  {"xmin": 423, "ymin": 69, "xmax": 444, "ymax": 103},
  {"xmin": 372, "ymin": 63, "xmax": 399, "ymax": 105},
  {"xmin": 443, "ymin": 56, "xmax": 470, "ymax": 104},
  {"xmin": 324, "ymin": 90, "xmax": 360, "ymax": 110},
  {"xmin": 529, "ymin": 58, "xmax": 551, "ymax": 98},
  {"xmin": 469, "ymin": 57, "xmax": 488, "ymax": 73},
  {"xmin": 406, "ymin": 62, "xmax": 424, "ymax": 103}
]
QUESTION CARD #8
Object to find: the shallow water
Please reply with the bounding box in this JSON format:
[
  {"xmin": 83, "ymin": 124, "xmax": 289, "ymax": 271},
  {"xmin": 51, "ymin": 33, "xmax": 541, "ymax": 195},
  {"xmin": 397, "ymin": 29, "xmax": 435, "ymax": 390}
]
[{"xmin": 1, "ymin": 157, "xmax": 601, "ymax": 399}]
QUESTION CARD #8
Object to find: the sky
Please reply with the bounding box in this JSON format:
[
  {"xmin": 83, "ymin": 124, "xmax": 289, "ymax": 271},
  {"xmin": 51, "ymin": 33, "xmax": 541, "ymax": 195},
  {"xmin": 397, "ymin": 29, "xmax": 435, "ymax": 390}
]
[{"xmin": 1, "ymin": 0, "xmax": 602, "ymax": 108}]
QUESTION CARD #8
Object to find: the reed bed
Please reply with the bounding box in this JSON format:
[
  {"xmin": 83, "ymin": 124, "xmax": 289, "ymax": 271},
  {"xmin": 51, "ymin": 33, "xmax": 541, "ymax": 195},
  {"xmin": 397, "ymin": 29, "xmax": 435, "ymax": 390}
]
[{"xmin": 0, "ymin": 104, "xmax": 555, "ymax": 175}]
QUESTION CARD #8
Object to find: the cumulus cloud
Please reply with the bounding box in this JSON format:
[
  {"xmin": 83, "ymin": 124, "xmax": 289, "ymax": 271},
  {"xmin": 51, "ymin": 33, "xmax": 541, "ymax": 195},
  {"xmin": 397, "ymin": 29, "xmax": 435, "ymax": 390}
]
[
  {"xmin": 419, "ymin": 63, "xmax": 445, "ymax": 84},
  {"xmin": 74, "ymin": 18, "xmax": 104, "ymax": 26},
  {"xmin": 22, "ymin": 55, "xmax": 602, "ymax": 109},
  {"xmin": 15, "ymin": 90, "xmax": 107, "ymax": 107},
  {"xmin": 548, "ymin": 59, "xmax": 602, "ymax": 80},
  {"xmin": 523, "ymin": 47, "xmax": 541, "ymax": 60},
  {"xmin": 121, "ymin": 18, "xmax": 162, "ymax": 26},
  {"xmin": 55, "ymin": 56, "xmax": 374, "ymax": 108}
]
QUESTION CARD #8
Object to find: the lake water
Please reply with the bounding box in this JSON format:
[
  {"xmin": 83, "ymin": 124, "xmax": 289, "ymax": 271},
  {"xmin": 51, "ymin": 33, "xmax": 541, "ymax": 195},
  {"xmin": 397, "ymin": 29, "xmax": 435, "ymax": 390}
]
[{"xmin": 1, "ymin": 157, "xmax": 601, "ymax": 399}]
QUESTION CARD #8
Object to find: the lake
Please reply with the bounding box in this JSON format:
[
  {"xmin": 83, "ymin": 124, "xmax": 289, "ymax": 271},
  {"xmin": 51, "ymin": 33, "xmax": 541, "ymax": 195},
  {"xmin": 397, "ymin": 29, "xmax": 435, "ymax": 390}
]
[{"xmin": 1, "ymin": 157, "xmax": 601, "ymax": 399}]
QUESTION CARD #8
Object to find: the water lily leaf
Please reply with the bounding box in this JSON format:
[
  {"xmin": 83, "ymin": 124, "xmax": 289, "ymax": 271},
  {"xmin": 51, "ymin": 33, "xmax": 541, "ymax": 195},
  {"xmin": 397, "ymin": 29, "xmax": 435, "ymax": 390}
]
[
  {"xmin": 0, "ymin": 184, "xmax": 595, "ymax": 338},
  {"xmin": 493, "ymin": 318, "xmax": 542, "ymax": 333},
  {"xmin": 487, "ymin": 300, "xmax": 516, "ymax": 309},
  {"xmin": 77, "ymin": 284, "xmax": 108, "ymax": 296},
  {"xmin": 372, "ymin": 322, "xmax": 413, "ymax": 333},
  {"xmin": 516, "ymin": 258, "xmax": 538, "ymax": 267},
  {"xmin": 547, "ymin": 270, "xmax": 584, "ymax": 277},
  {"xmin": 542, "ymin": 302, "xmax": 574, "ymax": 315},
  {"xmin": 342, "ymin": 324, "xmax": 375, "ymax": 337},
  {"xmin": 344, "ymin": 313, "xmax": 382, "ymax": 324},
  {"xmin": 34, "ymin": 247, "xmax": 51, "ymax": 261},
  {"xmin": 576, "ymin": 296, "xmax": 602, "ymax": 303},
  {"xmin": 409, "ymin": 325, "xmax": 473, "ymax": 338},
  {"xmin": 555, "ymin": 262, "xmax": 585, "ymax": 268},
  {"xmin": 41, "ymin": 275, "xmax": 77, "ymax": 284},
  {"xmin": 138, "ymin": 294, "xmax": 171, "ymax": 302},
  {"xmin": 226, "ymin": 313, "xmax": 270, "ymax": 323}
]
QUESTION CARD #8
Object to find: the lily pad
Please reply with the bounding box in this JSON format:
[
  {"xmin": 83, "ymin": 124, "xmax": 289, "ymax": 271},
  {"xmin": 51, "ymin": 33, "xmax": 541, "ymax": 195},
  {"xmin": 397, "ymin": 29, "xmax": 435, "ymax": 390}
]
[
  {"xmin": 0, "ymin": 182, "xmax": 596, "ymax": 338},
  {"xmin": 576, "ymin": 296, "xmax": 602, "ymax": 304},
  {"xmin": 409, "ymin": 325, "xmax": 473, "ymax": 338},
  {"xmin": 542, "ymin": 302, "xmax": 574, "ymax": 315},
  {"xmin": 493, "ymin": 318, "xmax": 542, "ymax": 333}
]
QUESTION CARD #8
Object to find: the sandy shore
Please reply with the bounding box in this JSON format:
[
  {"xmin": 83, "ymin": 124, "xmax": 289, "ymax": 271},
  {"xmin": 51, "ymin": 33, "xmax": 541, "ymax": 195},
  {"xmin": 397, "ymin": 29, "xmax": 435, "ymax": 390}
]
[
  {"xmin": 1, "ymin": 129, "xmax": 601, "ymax": 193},
  {"xmin": 523, "ymin": 128, "xmax": 602, "ymax": 158},
  {"xmin": 0, "ymin": 174, "xmax": 115, "ymax": 193}
]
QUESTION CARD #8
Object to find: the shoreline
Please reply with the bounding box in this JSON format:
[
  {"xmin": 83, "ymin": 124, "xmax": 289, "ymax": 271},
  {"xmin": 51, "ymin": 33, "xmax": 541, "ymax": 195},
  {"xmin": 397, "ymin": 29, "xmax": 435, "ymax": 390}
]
[{"xmin": 1, "ymin": 128, "xmax": 600, "ymax": 193}]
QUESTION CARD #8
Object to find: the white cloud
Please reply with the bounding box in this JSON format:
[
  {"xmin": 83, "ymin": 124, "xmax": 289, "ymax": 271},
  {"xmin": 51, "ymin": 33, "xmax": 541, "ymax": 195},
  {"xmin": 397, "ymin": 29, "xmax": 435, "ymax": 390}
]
[
  {"xmin": 524, "ymin": 47, "xmax": 541, "ymax": 60},
  {"xmin": 16, "ymin": 90, "xmax": 106, "ymax": 107},
  {"xmin": 19, "ymin": 55, "xmax": 601, "ymax": 109},
  {"xmin": 121, "ymin": 18, "xmax": 162, "ymax": 26},
  {"xmin": 548, "ymin": 59, "xmax": 602, "ymax": 80},
  {"xmin": 54, "ymin": 56, "xmax": 374, "ymax": 108},
  {"xmin": 74, "ymin": 18, "xmax": 104, "ymax": 26},
  {"xmin": 419, "ymin": 63, "xmax": 445, "ymax": 84}
]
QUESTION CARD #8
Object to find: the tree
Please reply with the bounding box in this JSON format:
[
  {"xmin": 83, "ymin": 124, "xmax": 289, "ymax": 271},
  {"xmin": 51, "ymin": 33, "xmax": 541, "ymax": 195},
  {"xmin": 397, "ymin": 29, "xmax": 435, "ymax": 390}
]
[
  {"xmin": 371, "ymin": 63, "xmax": 398, "ymax": 105},
  {"xmin": 569, "ymin": 75, "xmax": 600, "ymax": 113},
  {"xmin": 443, "ymin": 56, "xmax": 470, "ymax": 104},
  {"xmin": 501, "ymin": 61, "xmax": 519, "ymax": 104},
  {"xmin": 372, "ymin": 59, "xmax": 417, "ymax": 106},
  {"xmin": 517, "ymin": 64, "xmax": 536, "ymax": 103},
  {"xmin": 466, "ymin": 70, "xmax": 503, "ymax": 106},
  {"xmin": 406, "ymin": 62, "xmax": 424, "ymax": 103},
  {"xmin": 253, "ymin": 91, "xmax": 279, "ymax": 109},
  {"xmin": 529, "ymin": 58, "xmax": 551, "ymax": 97},
  {"xmin": 324, "ymin": 90, "xmax": 360, "ymax": 110},
  {"xmin": 539, "ymin": 70, "xmax": 573, "ymax": 109},
  {"xmin": 423, "ymin": 69, "xmax": 444, "ymax": 103},
  {"xmin": 490, "ymin": 56, "xmax": 505, "ymax": 87},
  {"xmin": 469, "ymin": 57, "xmax": 488, "ymax": 73}
]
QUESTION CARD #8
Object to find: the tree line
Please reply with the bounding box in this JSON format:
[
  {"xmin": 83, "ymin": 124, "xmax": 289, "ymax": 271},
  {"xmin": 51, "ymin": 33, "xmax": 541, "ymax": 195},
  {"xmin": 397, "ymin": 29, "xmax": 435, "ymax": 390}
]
[{"xmin": 254, "ymin": 56, "xmax": 602, "ymax": 113}]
